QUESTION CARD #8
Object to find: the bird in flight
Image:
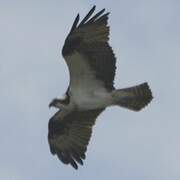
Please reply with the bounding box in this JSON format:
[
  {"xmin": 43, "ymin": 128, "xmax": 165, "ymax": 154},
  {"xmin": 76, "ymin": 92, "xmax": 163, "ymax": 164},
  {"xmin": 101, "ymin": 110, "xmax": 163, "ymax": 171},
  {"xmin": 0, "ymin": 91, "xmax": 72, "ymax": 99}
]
[{"xmin": 48, "ymin": 5, "xmax": 153, "ymax": 169}]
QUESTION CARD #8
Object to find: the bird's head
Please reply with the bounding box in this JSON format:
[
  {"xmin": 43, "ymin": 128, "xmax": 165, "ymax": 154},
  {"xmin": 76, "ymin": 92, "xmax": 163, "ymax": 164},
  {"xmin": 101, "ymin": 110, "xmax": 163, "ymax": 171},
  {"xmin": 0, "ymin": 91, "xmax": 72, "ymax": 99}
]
[
  {"xmin": 49, "ymin": 99, "xmax": 59, "ymax": 108},
  {"xmin": 49, "ymin": 97, "xmax": 69, "ymax": 109}
]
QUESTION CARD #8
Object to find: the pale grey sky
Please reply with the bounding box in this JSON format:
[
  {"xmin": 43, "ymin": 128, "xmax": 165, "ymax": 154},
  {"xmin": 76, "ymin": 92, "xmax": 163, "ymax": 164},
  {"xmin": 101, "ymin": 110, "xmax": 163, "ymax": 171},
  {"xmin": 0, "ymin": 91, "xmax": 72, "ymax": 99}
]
[{"xmin": 0, "ymin": 0, "xmax": 180, "ymax": 179}]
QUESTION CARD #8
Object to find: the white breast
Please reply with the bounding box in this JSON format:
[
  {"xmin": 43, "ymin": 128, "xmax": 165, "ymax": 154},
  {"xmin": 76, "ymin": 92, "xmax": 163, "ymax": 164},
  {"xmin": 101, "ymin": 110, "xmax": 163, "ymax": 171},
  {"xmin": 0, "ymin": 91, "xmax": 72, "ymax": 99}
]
[{"xmin": 65, "ymin": 51, "xmax": 112, "ymax": 110}]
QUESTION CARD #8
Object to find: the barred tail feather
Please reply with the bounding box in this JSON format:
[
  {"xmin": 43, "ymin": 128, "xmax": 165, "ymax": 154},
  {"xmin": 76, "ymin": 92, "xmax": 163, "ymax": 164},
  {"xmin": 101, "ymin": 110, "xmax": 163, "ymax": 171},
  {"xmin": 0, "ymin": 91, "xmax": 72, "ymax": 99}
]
[{"xmin": 112, "ymin": 82, "xmax": 153, "ymax": 111}]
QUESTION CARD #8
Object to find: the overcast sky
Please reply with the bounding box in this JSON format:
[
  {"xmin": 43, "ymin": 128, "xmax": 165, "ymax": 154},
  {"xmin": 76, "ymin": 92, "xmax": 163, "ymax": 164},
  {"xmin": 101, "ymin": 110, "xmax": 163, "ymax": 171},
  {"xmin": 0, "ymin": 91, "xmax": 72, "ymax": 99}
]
[{"xmin": 0, "ymin": 0, "xmax": 180, "ymax": 179}]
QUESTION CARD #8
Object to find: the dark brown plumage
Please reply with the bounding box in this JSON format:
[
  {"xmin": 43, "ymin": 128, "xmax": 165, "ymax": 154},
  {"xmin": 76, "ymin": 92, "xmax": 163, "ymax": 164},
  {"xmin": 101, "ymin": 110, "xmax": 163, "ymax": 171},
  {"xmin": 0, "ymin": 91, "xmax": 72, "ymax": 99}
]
[
  {"xmin": 62, "ymin": 5, "xmax": 116, "ymax": 91},
  {"xmin": 48, "ymin": 109, "xmax": 104, "ymax": 169}
]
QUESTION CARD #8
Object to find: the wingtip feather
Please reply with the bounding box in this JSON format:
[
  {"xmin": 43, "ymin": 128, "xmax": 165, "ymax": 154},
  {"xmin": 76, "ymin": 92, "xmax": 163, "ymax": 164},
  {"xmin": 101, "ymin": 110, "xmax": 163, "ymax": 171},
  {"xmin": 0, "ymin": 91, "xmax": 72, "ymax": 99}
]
[
  {"xmin": 78, "ymin": 5, "xmax": 96, "ymax": 27},
  {"xmin": 69, "ymin": 13, "xmax": 80, "ymax": 34}
]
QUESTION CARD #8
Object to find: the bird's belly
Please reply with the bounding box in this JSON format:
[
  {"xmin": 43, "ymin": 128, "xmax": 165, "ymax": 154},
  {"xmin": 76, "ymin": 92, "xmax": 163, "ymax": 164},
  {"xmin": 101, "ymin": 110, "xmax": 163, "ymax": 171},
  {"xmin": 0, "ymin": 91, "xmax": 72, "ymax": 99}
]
[{"xmin": 70, "ymin": 88, "xmax": 112, "ymax": 110}]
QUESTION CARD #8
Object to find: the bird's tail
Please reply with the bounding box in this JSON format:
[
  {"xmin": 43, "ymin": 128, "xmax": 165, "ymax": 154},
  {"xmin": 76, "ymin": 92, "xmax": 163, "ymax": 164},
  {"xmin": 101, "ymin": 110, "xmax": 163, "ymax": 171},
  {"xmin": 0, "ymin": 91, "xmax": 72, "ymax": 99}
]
[{"xmin": 112, "ymin": 82, "xmax": 153, "ymax": 111}]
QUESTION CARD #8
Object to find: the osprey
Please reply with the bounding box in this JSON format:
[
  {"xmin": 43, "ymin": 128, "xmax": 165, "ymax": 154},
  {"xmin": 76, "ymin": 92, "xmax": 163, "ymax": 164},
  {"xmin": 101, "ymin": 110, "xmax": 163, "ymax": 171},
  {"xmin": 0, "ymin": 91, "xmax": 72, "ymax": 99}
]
[{"xmin": 48, "ymin": 6, "xmax": 153, "ymax": 169}]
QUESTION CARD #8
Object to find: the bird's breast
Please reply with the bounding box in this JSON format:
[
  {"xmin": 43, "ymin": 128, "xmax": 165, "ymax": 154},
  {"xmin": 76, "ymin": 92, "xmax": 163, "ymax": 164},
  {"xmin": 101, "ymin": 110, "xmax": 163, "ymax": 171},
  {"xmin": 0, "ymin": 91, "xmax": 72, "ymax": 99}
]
[
  {"xmin": 69, "ymin": 86, "xmax": 112, "ymax": 110},
  {"xmin": 65, "ymin": 51, "xmax": 112, "ymax": 110}
]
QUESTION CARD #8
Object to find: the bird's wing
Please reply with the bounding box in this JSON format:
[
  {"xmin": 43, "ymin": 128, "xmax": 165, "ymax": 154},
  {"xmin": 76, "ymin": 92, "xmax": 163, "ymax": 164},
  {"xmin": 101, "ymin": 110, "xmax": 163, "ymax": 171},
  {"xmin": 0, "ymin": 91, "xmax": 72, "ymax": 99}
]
[
  {"xmin": 48, "ymin": 108, "xmax": 104, "ymax": 169},
  {"xmin": 62, "ymin": 6, "xmax": 116, "ymax": 91}
]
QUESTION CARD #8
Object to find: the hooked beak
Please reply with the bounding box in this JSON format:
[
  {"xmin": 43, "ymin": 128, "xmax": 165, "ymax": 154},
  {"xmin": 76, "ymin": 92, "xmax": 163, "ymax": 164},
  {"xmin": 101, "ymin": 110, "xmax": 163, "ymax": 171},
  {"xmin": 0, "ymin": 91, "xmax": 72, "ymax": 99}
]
[
  {"xmin": 49, "ymin": 98, "xmax": 59, "ymax": 108},
  {"xmin": 49, "ymin": 101, "xmax": 54, "ymax": 108}
]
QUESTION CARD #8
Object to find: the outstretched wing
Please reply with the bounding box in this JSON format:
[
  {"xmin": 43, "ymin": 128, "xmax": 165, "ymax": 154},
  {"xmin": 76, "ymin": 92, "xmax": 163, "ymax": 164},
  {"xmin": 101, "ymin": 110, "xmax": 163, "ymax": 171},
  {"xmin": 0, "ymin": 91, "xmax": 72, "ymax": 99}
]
[
  {"xmin": 62, "ymin": 6, "xmax": 116, "ymax": 91},
  {"xmin": 48, "ymin": 108, "xmax": 104, "ymax": 169}
]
